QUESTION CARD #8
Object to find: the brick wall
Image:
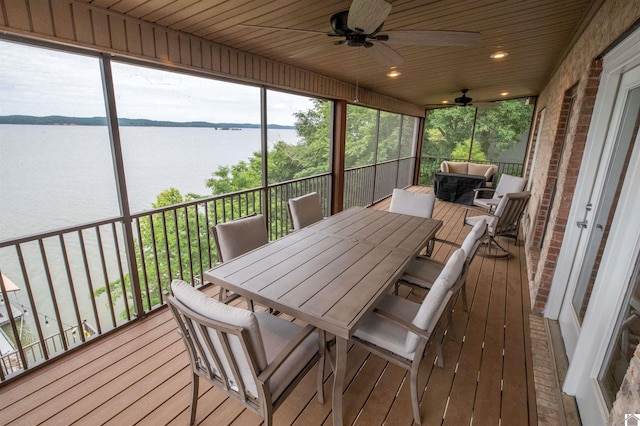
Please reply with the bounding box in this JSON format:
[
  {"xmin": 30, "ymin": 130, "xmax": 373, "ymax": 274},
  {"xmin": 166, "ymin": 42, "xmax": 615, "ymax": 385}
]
[
  {"xmin": 528, "ymin": 66, "xmax": 601, "ymax": 312},
  {"xmin": 524, "ymin": 0, "xmax": 640, "ymax": 313}
]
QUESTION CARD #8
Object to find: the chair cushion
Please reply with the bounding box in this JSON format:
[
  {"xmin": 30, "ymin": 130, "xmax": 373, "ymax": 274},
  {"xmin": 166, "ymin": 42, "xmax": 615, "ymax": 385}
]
[
  {"xmin": 352, "ymin": 294, "xmax": 420, "ymax": 360},
  {"xmin": 255, "ymin": 312, "xmax": 320, "ymax": 401},
  {"xmin": 171, "ymin": 280, "xmax": 267, "ymax": 397},
  {"xmin": 461, "ymin": 218, "xmax": 487, "ymax": 261},
  {"xmin": 465, "ymin": 213, "xmax": 498, "ymax": 234},
  {"xmin": 214, "ymin": 215, "xmax": 268, "ymax": 262},
  {"xmin": 494, "ymin": 174, "xmax": 527, "ymax": 199},
  {"xmin": 446, "ymin": 161, "xmax": 469, "ymax": 174},
  {"xmin": 389, "ymin": 188, "xmax": 436, "ymax": 219},
  {"xmin": 406, "ymin": 249, "xmax": 466, "ymax": 353},
  {"xmin": 288, "ymin": 192, "xmax": 324, "ymax": 230}
]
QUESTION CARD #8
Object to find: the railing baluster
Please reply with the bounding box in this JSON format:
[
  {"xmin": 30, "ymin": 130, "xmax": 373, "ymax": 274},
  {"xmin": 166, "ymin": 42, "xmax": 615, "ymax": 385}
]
[
  {"xmin": 58, "ymin": 234, "xmax": 85, "ymax": 343},
  {"xmin": 78, "ymin": 229, "xmax": 101, "ymax": 334},
  {"xmin": 38, "ymin": 239, "xmax": 67, "ymax": 352},
  {"xmin": 95, "ymin": 227, "xmax": 117, "ymax": 329},
  {"xmin": 16, "ymin": 244, "xmax": 46, "ymax": 362},
  {"xmin": 161, "ymin": 211, "xmax": 172, "ymax": 285},
  {"xmin": 184, "ymin": 206, "xmax": 195, "ymax": 284},
  {"xmin": 149, "ymin": 214, "xmax": 161, "ymax": 307},
  {"xmin": 135, "ymin": 217, "xmax": 151, "ymax": 311},
  {"xmin": 111, "ymin": 223, "xmax": 130, "ymax": 321}
]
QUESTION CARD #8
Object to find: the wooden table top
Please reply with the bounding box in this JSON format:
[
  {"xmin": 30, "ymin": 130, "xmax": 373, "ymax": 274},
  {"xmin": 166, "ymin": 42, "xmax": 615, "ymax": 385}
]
[{"xmin": 204, "ymin": 207, "xmax": 442, "ymax": 340}]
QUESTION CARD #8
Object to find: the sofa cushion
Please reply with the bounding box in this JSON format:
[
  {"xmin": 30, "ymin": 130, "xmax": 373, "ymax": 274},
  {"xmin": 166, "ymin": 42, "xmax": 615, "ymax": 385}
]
[
  {"xmin": 446, "ymin": 162, "xmax": 469, "ymax": 174},
  {"xmin": 468, "ymin": 163, "xmax": 495, "ymax": 179}
]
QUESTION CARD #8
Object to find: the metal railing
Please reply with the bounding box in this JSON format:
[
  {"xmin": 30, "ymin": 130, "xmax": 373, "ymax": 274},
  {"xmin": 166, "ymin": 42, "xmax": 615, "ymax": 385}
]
[
  {"xmin": 343, "ymin": 156, "xmax": 415, "ymax": 209},
  {"xmin": 0, "ymin": 174, "xmax": 331, "ymax": 381},
  {"xmin": 418, "ymin": 155, "xmax": 524, "ymax": 186}
]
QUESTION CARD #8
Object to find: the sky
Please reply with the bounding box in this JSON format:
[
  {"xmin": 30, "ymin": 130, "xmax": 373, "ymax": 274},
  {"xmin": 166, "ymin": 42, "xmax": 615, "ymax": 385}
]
[{"xmin": 0, "ymin": 39, "xmax": 314, "ymax": 126}]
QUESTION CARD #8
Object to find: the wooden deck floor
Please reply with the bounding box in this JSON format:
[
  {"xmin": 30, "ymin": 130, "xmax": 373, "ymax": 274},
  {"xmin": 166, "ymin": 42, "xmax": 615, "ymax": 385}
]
[{"xmin": 0, "ymin": 187, "xmax": 537, "ymax": 426}]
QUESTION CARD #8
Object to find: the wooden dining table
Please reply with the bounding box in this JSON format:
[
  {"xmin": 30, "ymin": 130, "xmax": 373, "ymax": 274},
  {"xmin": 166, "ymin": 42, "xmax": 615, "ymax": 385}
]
[{"xmin": 204, "ymin": 206, "xmax": 442, "ymax": 425}]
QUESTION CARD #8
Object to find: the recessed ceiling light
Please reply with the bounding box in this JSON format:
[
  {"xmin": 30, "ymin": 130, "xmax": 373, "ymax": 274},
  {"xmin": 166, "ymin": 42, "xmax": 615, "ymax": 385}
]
[
  {"xmin": 501, "ymin": 92, "xmax": 509, "ymax": 96},
  {"xmin": 386, "ymin": 67, "xmax": 401, "ymax": 78},
  {"xmin": 491, "ymin": 51, "xmax": 509, "ymax": 59},
  {"xmin": 442, "ymin": 100, "xmax": 449, "ymax": 104}
]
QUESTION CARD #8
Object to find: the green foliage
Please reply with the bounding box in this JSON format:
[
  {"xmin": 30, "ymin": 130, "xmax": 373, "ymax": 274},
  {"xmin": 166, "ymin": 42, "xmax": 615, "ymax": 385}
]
[
  {"xmin": 423, "ymin": 107, "xmax": 475, "ymax": 158},
  {"xmin": 94, "ymin": 188, "xmax": 210, "ymax": 318},
  {"xmin": 423, "ymin": 99, "xmax": 533, "ymax": 160},
  {"xmin": 345, "ymin": 105, "xmax": 377, "ymax": 168},
  {"xmin": 451, "ymin": 139, "xmax": 488, "ymax": 162},
  {"xmin": 474, "ymin": 99, "xmax": 533, "ymax": 157}
]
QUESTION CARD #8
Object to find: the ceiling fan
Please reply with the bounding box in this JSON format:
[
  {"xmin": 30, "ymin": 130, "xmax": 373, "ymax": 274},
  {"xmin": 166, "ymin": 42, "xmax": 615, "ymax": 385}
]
[
  {"xmin": 455, "ymin": 88, "xmax": 474, "ymax": 106},
  {"xmin": 239, "ymin": 0, "xmax": 481, "ymax": 66},
  {"xmin": 425, "ymin": 89, "xmax": 498, "ymax": 109}
]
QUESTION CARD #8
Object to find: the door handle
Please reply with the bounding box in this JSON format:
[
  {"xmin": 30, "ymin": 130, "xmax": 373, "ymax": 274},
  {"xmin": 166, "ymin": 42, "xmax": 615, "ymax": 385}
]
[{"xmin": 577, "ymin": 221, "xmax": 588, "ymax": 229}]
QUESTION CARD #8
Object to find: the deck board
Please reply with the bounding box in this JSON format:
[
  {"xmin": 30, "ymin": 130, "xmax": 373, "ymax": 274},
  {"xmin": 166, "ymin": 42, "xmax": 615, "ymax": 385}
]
[{"xmin": 0, "ymin": 186, "xmax": 537, "ymax": 426}]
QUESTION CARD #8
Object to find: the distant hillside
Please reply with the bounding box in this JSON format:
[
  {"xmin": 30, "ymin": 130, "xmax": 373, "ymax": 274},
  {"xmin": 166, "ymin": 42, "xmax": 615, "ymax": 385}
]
[{"xmin": 0, "ymin": 115, "xmax": 294, "ymax": 129}]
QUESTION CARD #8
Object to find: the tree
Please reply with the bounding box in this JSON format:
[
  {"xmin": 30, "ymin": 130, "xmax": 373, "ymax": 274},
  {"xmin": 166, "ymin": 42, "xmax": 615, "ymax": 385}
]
[
  {"xmin": 423, "ymin": 99, "xmax": 533, "ymax": 160},
  {"xmin": 95, "ymin": 188, "xmax": 208, "ymax": 318},
  {"xmin": 423, "ymin": 107, "xmax": 475, "ymax": 158},
  {"xmin": 474, "ymin": 99, "xmax": 533, "ymax": 157}
]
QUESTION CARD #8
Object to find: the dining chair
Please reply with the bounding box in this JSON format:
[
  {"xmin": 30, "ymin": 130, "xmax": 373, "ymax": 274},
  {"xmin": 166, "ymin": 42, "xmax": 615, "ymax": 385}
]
[
  {"xmin": 351, "ymin": 249, "xmax": 467, "ymax": 425},
  {"xmin": 473, "ymin": 173, "xmax": 527, "ymax": 211},
  {"xmin": 398, "ymin": 217, "xmax": 487, "ymax": 312},
  {"xmin": 167, "ymin": 280, "xmax": 325, "ymax": 426},
  {"xmin": 464, "ymin": 191, "xmax": 531, "ymax": 257},
  {"xmin": 211, "ymin": 214, "xmax": 269, "ymax": 308},
  {"xmin": 389, "ymin": 188, "xmax": 436, "ymax": 219},
  {"xmin": 287, "ymin": 192, "xmax": 324, "ymax": 231},
  {"xmin": 389, "ymin": 188, "xmax": 437, "ymax": 255}
]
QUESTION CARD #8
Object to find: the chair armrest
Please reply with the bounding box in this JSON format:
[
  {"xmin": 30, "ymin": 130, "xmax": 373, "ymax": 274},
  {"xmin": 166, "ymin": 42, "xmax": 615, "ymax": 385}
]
[
  {"xmin": 463, "ymin": 205, "xmax": 497, "ymax": 216},
  {"xmin": 430, "ymin": 237, "xmax": 462, "ymax": 249},
  {"xmin": 257, "ymin": 324, "xmax": 317, "ymax": 384},
  {"xmin": 372, "ymin": 308, "xmax": 432, "ymax": 340},
  {"xmin": 473, "ymin": 187, "xmax": 495, "ymax": 194},
  {"xmin": 473, "ymin": 187, "xmax": 496, "ymax": 200}
]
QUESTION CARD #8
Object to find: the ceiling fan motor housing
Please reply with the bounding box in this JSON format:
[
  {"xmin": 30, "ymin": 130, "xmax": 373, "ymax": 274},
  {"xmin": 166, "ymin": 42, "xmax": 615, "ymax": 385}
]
[
  {"xmin": 330, "ymin": 11, "xmax": 350, "ymax": 35},
  {"xmin": 455, "ymin": 89, "xmax": 473, "ymax": 106}
]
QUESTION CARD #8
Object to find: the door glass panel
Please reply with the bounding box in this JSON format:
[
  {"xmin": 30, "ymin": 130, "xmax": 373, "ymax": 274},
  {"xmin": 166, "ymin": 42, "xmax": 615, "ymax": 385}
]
[
  {"xmin": 599, "ymin": 254, "xmax": 640, "ymax": 408},
  {"xmin": 571, "ymin": 86, "xmax": 640, "ymax": 323}
]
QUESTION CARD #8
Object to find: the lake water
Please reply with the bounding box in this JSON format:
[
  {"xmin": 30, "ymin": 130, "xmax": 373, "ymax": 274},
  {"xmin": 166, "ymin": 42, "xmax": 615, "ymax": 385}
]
[{"xmin": 0, "ymin": 125, "xmax": 299, "ymax": 240}]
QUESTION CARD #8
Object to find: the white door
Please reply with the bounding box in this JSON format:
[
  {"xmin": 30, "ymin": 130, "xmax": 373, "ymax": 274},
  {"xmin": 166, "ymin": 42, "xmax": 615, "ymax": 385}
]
[{"xmin": 556, "ymin": 62, "xmax": 640, "ymax": 424}]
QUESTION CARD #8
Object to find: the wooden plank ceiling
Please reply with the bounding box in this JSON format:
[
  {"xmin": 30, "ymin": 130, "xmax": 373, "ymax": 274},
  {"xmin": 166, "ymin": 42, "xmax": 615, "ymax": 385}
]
[{"xmin": 81, "ymin": 0, "xmax": 597, "ymax": 107}]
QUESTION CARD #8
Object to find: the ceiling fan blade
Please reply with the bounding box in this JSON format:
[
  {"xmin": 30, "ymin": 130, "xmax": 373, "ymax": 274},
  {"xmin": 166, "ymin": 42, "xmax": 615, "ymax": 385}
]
[
  {"xmin": 384, "ymin": 30, "xmax": 481, "ymax": 46},
  {"xmin": 364, "ymin": 42, "xmax": 404, "ymax": 66},
  {"xmin": 290, "ymin": 42, "xmax": 334, "ymax": 59},
  {"xmin": 238, "ymin": 24, "xmax": 328, "ymax": 35},
  {"xmin": 347, "ymin": 0, "xmax": 392, "ymax": 34}
]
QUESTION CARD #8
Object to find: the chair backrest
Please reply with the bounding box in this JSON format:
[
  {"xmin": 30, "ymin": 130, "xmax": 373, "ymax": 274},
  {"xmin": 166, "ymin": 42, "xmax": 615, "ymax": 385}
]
[
  {"xmin": 287, "ymin": 192, "xmax": 324, "ymax": 230},
  {"xmin": 492, "ymin": 191, "xmax": 531, "ymax": 237},
  {"xmin": 441, "ymin": 160, "xmax": 468, "ymax": 174},
  {"xmin": 494, "ymin": 174, "xmax": 527, "ymax": 199},
  {"xmin": 168, "ymin": 279, "xmax": 267, "ymax": 400},
  {"xmin": 406, "ymin": 249, "xmax": 466, "ymax": 353},
  {"xmin": 460, "ymin": 217, "xmax": 488, "ymax": 262},
  {"xmin": 211, "ymin": 214, "xmax": 268, "ymax": 262},
  {"xmin": 389, "ymin": 188, "xmax": 436, "ymax": 219},
  {"xmin": 467, "ymin": 163, "xmax": 498, "ymax": 181}
]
